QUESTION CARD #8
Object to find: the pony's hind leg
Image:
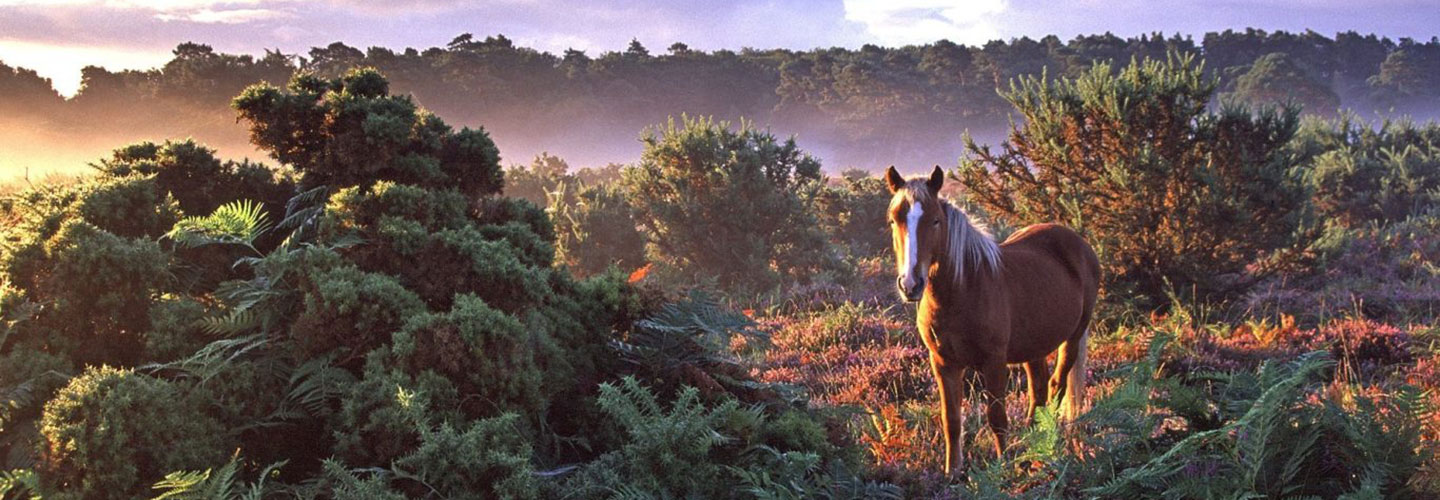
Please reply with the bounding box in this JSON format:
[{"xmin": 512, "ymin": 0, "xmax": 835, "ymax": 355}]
[
  {"xmin": 1049, "ymin": 338, "xmax": 1080, "ymax": 409},
  {"xmin": 1049, "ymin": 328, "xmax": 1091, "ymax": 420},
  {"xmin": 1024, "ymin": 356, "xmax": 1051, "ymax": 424}
]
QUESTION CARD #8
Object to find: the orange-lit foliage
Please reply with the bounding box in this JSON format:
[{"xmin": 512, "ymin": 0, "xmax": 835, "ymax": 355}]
[{"xmin": 957, "ymin": 54, "xmax": 1309, "ymax": 303}]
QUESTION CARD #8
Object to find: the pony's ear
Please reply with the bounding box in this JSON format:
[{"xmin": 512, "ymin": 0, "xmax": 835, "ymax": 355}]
[
  {"xmin": 884, "ymin": 166, "xmax": 905, "ymax": 194},
  {"xmin": 926, "ymin": 165, "xmax": 944, "ymax": 194}
]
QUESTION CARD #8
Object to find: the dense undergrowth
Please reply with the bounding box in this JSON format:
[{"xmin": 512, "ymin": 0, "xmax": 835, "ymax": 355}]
[{"xmin": 1, "ymin": 54, "xmax": 1439, "ymax": 499}]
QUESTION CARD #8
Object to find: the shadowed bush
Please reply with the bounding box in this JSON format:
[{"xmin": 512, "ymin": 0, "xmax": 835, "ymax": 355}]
[
  {"xmin": 232, "ymin": 68, "xmax": 503, "ymax": 197},
  {"xmin": 38, "ymin": 367, "xmax": 229, "ymax": 500},
  {"xmin": 93, "ymin": 139, "xmax": 295, "ymax": 217}
]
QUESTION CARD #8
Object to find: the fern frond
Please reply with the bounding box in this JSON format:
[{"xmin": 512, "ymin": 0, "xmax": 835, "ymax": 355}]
[
  {"xmin": 275, "ymin": 185, "xmax": 329, "ymax": 248},
  {"xmin": 167, "ymin": 199, "xmax": 272, "ymax": 252},
  {"xmin": 139, "ymin": 333, "xmax": 268, "ymax": 383},
  {"xmin": 0, "ymin": 370, "xmax": 71, "ymax": 433},
  {"xmin": 278, "ymin": 356, "xmax": 356, "ymax": 419}
]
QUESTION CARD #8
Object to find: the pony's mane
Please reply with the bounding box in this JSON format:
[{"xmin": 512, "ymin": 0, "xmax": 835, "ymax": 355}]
[
  {"xmin": 939, "ymin": 200, "xmax": 1002, "ymax": 283},
  {"xmin": 898, "ymin": 182, "xmax": 1002, "ymax": 283},
  {"xmin": 899, "ymin": 183, "xmax": 1001, "ymax": 283}
]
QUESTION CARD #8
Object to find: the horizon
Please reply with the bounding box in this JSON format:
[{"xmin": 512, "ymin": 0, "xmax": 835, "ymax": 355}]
[{"xmin": 2, "ymin": 0, "xmax": 1439, "ymax": 97}]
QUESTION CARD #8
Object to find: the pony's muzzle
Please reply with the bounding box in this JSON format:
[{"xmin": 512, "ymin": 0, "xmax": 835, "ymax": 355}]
[{"xmin": 897, "ymin": 275, "xmax": 924, "ymax": 302}]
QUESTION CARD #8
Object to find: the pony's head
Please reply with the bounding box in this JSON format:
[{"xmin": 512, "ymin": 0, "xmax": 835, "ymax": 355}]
[{"xmin": 885, "ymin": 165, "xmax": 947, "ymax": 302}]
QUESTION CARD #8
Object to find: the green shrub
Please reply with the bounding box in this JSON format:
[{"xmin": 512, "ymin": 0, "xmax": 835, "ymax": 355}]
[
  {"xmin": 957, "ymin": 54, "xmax": 1309, "ymax": 302},
  {"xmin": 38, "ymin": 366, "xmax": 229, "ymax": 500},
  {"xmin": 394, "ymin": 413, "xmax": 537, "ymax": 499},
  {"xmin": 812, "ymin": 172, "xmax": 891, "ymax": 261},
  {"xmin": 622, "ymin": 115, "xmax": 842, "ymax": 292},
  {"xmin": 93, "ymin": 139, "xmax": 295, "ymax": 217},
  {"xmin": 322, "ymin": 184, "xmax": 552, "ymax": 311},
  {"xmin": 474, "ymin": 196, "xmax": 556, "ymax": 254},
  {"xmin": 232, "ymin": 68, "xmax": 502, "ymax": 197},
  {"xmin": 324, "ymin": 182, "xmax": 469, "ymax": 234},
  {"xmin": 333, "ymin": 356, "xmax": 461, "ymax": 466},
  {"xmin": 142, "ymin": 296, "xmax": 211, "ymax": 362},
  {"xmin": 1, "ymin": 176, "xmax": 175, "ymax": 293},
  {"xmin": 72, "ymin": 176, "xmax": 180, "ymax": 239},
  {"xmin": 550, "ymin": 182, "xmax": 646, "ymax": 278},
  {"xmin": 387, "ymin": 294, "xmax": 546, "ymax": 419},
  {"xmin": 32, "ymin": 221, "xmax": 168, "ymax": 365},
  {"xmin": 290, "ymin": 264, "xmax": 425, "ymax": 357},
  {"xmin": 0, "ymin": 348, "xmax": 71, "ymax": 471},
  {"xmin": 1296, "ymin": 117, "xmax": 1440, "ymax": 225}
]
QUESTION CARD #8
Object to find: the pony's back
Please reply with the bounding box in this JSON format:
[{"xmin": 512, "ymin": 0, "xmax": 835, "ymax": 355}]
[
  {"xmin": 1001, "ymin": 223, "xmax": 1099, "ymax": 419},
  {"xmin": 1002, "ymin": 223, "xmax": 1100, "ymax": 290}
]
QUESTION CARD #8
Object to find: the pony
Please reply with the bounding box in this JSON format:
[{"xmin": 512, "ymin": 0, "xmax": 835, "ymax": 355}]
[{"xmin": 884, "ymin": 165, "xmax": 1100, "ymax": 474}]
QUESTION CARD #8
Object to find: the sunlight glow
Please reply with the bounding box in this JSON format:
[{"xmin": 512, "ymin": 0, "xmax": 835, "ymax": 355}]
[{"xmin": 0, "ymin": 40, "xmax": 171, "ymax": 97}]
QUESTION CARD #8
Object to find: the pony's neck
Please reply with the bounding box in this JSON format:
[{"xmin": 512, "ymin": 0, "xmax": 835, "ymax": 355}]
[{"xmin": 935, "ymin": 202, "xmax": 1001, "ymax": 287}]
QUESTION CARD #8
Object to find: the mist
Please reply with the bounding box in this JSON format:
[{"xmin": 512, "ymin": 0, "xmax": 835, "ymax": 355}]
[{"xmin": 3, "ymin": 30, "xmax": 1438, "ymax": 181}]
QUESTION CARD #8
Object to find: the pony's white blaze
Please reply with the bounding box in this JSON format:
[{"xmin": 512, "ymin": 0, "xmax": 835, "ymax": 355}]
[{"xmin": 900, "ymin": 201, "xmax": 923, "ymax": 290}]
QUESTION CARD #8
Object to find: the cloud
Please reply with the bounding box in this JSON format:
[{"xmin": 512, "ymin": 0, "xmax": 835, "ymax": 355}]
[
  {"xmin": 0, "ymin": 0, "xmax": 264, "ymax": 8},
  {"xmin": 1, "ymin": 0, "xmax": 287, "ymax": 24},
  {"xmin": 842, "ymin": 0, "xmax": 1009, "ymax": 46},
  {"xmin": 156, "ymin": 7, "xmax": 292, "ymax": 23}
]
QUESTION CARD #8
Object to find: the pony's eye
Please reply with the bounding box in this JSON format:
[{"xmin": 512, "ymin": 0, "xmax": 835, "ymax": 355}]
[{"xmin": 932, "ymin": 219, "xmax": 941, "ymax": 226}]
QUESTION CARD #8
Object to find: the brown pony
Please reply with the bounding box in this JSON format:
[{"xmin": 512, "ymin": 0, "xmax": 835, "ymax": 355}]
[{"xmin": 884, "ymin": 166, "xmax": 1100, "ymax": 474}]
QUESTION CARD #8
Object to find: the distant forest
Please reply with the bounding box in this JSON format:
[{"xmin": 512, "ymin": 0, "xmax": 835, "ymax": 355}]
[{"xmin": 4, "ymin": 29, "xmax": 1440, "ymax": 174}]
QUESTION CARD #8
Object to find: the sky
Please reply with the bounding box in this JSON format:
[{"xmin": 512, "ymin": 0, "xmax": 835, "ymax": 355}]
[{"xmin": 1, "ymin": 0, "xmax": 1437, "ymax": 97}]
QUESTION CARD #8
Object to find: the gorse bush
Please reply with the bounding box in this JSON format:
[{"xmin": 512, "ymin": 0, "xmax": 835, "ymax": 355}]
[
  {"xmin": 68, "ymin": 176, "xmax": 181, "ymax": 239},
  {"xmin": 22, "ymin": 220, "xmax": 169, "ymax": 365},
  {"xmin": 93, "ymin": 139, "xmax": 295, "ymax": 217},
  {"xmin": 503, "ymin": 152, "xmax": 572, "ymax": 208},
  {"xmin": 1295, "ymin": 116, "xmax": 1440, "ymax": 226},
  {"xmin": 957, "ymin": 53, "xmax": 1310, "ymax": 303},
  {"xmin": 623, "ymin": 115, "xmax": 845, "ymax": 292},
  {"xmin": 232, "ymin": 67, "xmax": 502, "ymax": 197},
  {"xmin": 1, "ymin": 68, "xmax": 863, "ymax": 499},
  {"xmin": 0, "ymin": 67, "xmax": 676, "ymax": 498},
  {"xmin": 549, "ymin": 181, "xmax": 646, "ymax": 278},
  {"xmin": 812, "ymin": 171, "xmax": 892, "ymax": 261},
  {"xmin": 38, "ymin": 366, "xmax": 230, "ymax": 500},
  {"xmin": 387, "ymin": 294, "xmax": 547, "ymax": 419}
]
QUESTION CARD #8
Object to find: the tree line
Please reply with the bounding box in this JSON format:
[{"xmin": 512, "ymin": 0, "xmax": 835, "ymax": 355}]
[{"xmin": 4, "ymin": 29, "xmax": 1440, "ymax": 170}]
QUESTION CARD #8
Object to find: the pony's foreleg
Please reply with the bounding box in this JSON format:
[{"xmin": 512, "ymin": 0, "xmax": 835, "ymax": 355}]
[
  {"xmin": 979, "ymin": 361, "xmax": 1010, "ymax": 458},
  {"xmin": 931, "ymin": 356, "xmax": 968, "ymax": 476},
  {"xmin": 1024, "ymin": 356, "xmax": 1051, "ymax": 424}
]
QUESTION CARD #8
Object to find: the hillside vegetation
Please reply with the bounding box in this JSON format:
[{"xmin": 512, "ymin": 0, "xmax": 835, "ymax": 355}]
[
  {"xmin": 4, "ymin": 29, "xmax": 1440, "ymax": 173},
  {"xmin": 1, "ymin": 51, "xmax": 1438, "ymax": 499}
]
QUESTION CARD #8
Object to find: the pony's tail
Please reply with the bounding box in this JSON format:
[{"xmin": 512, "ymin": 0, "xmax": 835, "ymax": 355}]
[{"xmin": 1063, "ymin": 329, "xmax": 1090, "ymax": 421}]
